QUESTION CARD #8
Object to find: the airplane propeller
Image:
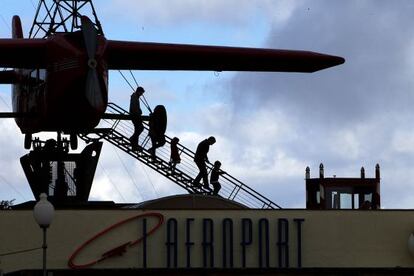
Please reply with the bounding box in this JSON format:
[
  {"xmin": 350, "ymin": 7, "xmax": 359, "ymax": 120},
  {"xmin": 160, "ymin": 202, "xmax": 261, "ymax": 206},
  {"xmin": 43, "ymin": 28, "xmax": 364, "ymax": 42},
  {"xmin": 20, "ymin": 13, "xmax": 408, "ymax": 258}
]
[{"xmin": 81, "ymin": 16, "xmax": 104, "ymax": 111}]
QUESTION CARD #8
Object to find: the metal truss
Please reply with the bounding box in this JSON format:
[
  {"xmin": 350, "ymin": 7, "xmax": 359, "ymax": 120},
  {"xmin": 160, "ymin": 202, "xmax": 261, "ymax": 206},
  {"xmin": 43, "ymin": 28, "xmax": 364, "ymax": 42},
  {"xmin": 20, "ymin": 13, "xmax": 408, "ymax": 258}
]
[{"xmin": 29, "ymin": 0, "xmax": 103, "ymax": 38}]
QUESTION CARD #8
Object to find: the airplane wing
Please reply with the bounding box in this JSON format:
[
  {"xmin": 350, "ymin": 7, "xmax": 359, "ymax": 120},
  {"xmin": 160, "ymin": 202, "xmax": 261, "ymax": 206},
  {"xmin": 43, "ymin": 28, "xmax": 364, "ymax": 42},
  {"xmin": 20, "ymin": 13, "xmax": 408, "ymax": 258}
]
[
  {"xmin": 0, "ymin": 39, "xmax": 48, "ymax": 68},
  {"xmin": 0, "ymin": 70, "xmax": 18, "ymax": 84},
  {"xmin": 106, "ymin": 41, "xmax": 345, "ymax": 72}
]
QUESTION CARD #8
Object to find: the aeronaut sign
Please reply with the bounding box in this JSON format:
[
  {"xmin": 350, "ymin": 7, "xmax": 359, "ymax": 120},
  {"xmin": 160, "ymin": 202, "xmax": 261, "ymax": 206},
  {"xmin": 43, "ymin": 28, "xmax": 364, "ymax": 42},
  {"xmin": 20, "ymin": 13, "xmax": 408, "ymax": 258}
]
[
  {"xmin": 2, "ymin": 209, "xmax": 414, "ymax": 273},
  {"xmin": 67, "ymin": 212, "xmax": 305, "ymax": 269}
]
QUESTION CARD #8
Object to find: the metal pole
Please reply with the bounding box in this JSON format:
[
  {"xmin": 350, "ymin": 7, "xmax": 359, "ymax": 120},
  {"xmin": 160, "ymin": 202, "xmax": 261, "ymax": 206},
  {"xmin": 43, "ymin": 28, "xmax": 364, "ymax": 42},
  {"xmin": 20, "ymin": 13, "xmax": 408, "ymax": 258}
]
[{"xmin": 42, "ymin": 227, "xmax": 47, "ymax": 276}]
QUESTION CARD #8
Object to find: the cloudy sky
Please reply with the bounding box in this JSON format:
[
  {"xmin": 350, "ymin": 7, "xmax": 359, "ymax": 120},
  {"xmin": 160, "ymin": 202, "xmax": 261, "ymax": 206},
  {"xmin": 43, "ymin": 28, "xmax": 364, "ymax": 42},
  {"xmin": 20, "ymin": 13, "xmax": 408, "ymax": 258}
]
[{"xmin": 1, "ymin": 0, "xmax": 414, "ymax": 208}]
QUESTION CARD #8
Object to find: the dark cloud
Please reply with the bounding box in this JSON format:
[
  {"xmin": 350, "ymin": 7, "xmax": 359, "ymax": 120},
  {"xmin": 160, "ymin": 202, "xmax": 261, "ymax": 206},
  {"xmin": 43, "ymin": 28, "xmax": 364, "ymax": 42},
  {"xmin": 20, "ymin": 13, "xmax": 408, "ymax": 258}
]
[
  {"xmin": 229, "ymin": 1, "xmax": 414, "ymax": 125},
  {"xmin": 213, "ymin": 1, "xmax": 414, "ymax": 207}
]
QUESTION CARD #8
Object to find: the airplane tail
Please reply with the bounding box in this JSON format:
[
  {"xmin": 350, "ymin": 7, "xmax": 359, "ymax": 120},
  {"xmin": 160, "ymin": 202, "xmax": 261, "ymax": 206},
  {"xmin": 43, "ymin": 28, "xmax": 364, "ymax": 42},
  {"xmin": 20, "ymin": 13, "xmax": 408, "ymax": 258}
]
[
  {"xmin": 12, "ymin": 15, "xmax": 24, "ymax": 39},
  {"xmin": 0, "ymin": 16, "xmax": 23, "ymax": 84},
  {"xmin": 0, "ymin": 13, "xmax": 46, "ymax": 70}
]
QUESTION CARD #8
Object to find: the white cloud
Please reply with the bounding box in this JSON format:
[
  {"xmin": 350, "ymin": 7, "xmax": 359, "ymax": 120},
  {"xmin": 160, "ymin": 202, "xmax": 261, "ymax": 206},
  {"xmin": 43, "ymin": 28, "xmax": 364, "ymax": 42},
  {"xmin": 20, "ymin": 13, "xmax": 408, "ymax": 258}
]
[
  {"xmin": 391, "ymin": 131, "xmax": 414, "ymax": 154},
  {"xmin": 104, "ymin": 0, "xmax": 299, "ymax": 27},
  {"xmin": 329, "ymin": 129, "xmax": 361, "ymax": 160}
]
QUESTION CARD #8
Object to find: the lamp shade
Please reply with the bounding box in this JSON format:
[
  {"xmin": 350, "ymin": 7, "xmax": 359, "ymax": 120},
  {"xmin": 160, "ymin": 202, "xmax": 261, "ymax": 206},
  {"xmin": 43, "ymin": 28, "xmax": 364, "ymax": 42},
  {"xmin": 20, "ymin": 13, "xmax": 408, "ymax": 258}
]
[{"xmin": 33, "ymin": 193, "xmax": 55, "ymax": 228}]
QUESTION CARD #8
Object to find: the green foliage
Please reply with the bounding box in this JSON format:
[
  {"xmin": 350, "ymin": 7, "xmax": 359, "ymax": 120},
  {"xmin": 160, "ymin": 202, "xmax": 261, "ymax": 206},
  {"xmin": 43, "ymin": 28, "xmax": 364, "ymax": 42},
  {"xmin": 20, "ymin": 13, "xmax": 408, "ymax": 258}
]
[{"xmin": 0, "ymin": 199, "xmax": 15, "ymax": 210}]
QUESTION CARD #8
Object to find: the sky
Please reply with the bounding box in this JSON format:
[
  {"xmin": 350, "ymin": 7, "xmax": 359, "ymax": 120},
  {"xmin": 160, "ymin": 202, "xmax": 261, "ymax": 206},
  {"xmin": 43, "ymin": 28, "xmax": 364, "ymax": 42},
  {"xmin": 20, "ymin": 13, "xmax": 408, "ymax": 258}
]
[{"xmin": 1, "ymin": 0, "xmax": 414, "ymax": 208}]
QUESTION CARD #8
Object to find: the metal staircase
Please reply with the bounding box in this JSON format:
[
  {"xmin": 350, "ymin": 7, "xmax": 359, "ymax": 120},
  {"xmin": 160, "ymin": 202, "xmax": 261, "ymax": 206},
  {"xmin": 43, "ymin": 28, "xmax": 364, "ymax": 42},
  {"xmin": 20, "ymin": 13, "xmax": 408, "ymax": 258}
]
[{"xmin": 79, "ymin": 103, "xmax": 281, "ymax": 209}]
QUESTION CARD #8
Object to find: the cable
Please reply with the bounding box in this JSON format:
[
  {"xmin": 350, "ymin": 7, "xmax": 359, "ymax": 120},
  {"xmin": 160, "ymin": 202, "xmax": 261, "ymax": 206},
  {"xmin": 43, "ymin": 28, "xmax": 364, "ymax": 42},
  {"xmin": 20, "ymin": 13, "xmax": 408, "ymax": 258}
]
[
  {"xmin": 119, "ymin": 70, "xmax": 152, "ymax": 113},
  {"xmin": 0, "ymin": 246, "xmax": 41, "ymax": 257},
  {"xmin": 29, "ymin": 0, "xmax": 37, "ymax": 10},
  {"xmin": 118, "ymin": 71, "xmax": 156, "ymax": 196},
  {"xmin": 138, "ymin": 163, "xmax": 159, "ymax": 198},
  {"xmin": 118, "ymin": 70, "xmax": 135, "ymax": 92},
  {"xmin": 129, "ymin": 70, "xmax": 139, "ymax": 87},
  {"xmin": 0, "ymin": 99, "xmax": 23, "ymax": 203},
  {"xmin": 0, "ymin": 94, "xmax": 11, "ymax": 109},
  {"xmin": 0, "ymin": 174, "xmax": 28, "ymax": 201},
  {"xmin": 0, "ymin": 13, "xmax": 11, "ymax": 73},
  {"xmin": 112, "ymin": 147, "xmax": 144, "ymax": 202},
  {"xmin": 0, "ymin": 14, "xmax": 11, "ymax": 32},
  {"xmin": 98, "ymin": 164, "xmax": 127, "ymax": 202},
  {"xmin": 141, "ymin": 94, "xmax": 152, "ymax": 113}
]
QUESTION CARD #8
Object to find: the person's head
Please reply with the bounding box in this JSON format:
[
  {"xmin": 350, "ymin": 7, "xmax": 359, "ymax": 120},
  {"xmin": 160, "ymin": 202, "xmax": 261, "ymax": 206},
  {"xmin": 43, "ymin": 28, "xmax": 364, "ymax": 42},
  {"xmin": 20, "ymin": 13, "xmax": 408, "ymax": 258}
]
[
  {"xmin": 172, "ymin": 137, "xmax": 179, "ymax": 144},
  {"xmin": 135, "ymin": 86, "xmax": 145, "ymax": 96},
  {"xmin": 214, "ymin": 160, "xmax": 221, "ymax": 169},
  {"xmin": 208, "ymin": 136, "xmax": 216, "ymax": 145}
]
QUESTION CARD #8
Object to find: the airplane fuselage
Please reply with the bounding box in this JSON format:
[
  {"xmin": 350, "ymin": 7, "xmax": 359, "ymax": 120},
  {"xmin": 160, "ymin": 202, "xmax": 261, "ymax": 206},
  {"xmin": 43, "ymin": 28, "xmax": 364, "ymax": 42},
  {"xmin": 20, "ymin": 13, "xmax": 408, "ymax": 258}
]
[{"xmin": 12, "ymin": 32, "xmax": 108, "ymax": 134}]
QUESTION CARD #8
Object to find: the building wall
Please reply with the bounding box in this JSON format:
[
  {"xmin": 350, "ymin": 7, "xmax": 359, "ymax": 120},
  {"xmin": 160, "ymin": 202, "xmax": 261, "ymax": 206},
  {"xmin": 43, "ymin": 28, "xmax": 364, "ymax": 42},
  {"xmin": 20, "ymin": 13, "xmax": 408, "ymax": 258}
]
[{"xmin": 1, "ymin": 209, "xmax": 414, "ymax": 273}]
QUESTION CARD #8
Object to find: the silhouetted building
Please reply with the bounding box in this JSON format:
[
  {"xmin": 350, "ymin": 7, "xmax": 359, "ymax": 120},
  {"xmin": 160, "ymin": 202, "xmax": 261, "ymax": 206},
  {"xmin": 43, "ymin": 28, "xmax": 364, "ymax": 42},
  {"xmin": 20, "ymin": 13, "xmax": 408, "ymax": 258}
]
[{"xmin": 306, "ymin": 163, "xmax": 380, "ymax": 210}]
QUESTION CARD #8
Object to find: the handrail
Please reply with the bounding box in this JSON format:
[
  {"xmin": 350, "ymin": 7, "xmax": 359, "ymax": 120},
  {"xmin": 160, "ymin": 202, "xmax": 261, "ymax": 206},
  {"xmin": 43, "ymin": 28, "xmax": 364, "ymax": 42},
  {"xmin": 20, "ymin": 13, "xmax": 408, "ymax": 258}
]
[{"xmin": 79, "ymin": 102, "xmax": 281, "ymax": 209}]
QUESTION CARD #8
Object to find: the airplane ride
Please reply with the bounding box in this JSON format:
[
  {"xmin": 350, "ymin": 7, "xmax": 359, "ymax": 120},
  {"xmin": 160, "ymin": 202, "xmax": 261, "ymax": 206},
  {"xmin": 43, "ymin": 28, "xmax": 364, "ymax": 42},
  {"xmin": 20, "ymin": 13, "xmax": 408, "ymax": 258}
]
[
  {"xmin": 0, "ymin": 0, "xmax": 345, "ymax": 204},
  {"xmin": 0, "ymin": 4, "xmax": 344, "ymax": 150}
]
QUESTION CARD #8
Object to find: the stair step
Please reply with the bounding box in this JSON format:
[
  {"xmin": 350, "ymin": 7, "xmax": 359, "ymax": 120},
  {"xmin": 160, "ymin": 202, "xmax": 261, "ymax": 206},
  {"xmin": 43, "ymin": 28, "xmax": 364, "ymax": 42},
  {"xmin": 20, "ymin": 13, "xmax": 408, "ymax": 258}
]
[
  {"xmin": 112, "ymin": 136, "xmax": 126, "ymax": 140},
  {"xmin": 86, "ymin": 128, "xmax": 112, "ymax": 134},
  {"xmin": 77, "ymin": 102, "xmax": 282, "ymax": 210}
]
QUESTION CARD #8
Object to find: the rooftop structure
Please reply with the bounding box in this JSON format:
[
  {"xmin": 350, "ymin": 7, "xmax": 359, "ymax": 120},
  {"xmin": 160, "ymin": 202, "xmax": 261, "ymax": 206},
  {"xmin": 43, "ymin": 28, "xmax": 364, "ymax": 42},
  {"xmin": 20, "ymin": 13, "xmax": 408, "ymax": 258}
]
[{"xmin": 306, "ymin": 163, "xmax": 380, "ymax": 210}]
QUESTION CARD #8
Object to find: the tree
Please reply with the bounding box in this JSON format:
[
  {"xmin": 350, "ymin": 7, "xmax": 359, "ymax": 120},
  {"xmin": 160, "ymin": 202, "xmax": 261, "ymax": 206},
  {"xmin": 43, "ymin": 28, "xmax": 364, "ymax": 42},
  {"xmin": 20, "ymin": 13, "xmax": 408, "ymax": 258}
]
[{"xmin": 0, "ymin": 199, "xmax": 15, "ymax": 210}]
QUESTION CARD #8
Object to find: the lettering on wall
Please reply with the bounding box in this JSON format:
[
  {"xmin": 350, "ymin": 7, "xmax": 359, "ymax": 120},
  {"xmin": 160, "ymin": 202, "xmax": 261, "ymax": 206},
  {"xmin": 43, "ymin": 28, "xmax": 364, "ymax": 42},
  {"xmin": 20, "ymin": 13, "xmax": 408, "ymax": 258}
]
[{"xmin": 68, "ymin": 213, "xmax": 305, "ymax": 269}]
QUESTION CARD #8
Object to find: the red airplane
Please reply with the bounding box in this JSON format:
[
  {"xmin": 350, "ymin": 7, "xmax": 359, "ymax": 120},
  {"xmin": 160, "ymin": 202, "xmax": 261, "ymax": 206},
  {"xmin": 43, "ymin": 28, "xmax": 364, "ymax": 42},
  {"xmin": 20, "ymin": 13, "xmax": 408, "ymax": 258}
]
[{"xmin": 0, "ymin": 15, "xmax": 345, "ymax": 148}]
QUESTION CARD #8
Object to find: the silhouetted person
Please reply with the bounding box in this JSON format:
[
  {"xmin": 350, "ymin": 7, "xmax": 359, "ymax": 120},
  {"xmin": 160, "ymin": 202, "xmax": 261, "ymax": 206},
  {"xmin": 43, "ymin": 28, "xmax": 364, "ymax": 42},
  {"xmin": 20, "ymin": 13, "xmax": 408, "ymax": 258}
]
[
  {"xmin": 148, "ymin": 112, "xmax": 166, "ymax": 159},
  {"xmin": 169, "ymin": 137, "xmax": 181, "ymax": 173},
  {"xmin": 193, "ymin": 136, "xmax": 216, "ymax": 188},
  {"xmin": 129, "ymin": 87, "xmax": 145, "ymax": 151},
  {"xmin": 210, "ymin": 160, "xmax": 225, "ymax": 196}
]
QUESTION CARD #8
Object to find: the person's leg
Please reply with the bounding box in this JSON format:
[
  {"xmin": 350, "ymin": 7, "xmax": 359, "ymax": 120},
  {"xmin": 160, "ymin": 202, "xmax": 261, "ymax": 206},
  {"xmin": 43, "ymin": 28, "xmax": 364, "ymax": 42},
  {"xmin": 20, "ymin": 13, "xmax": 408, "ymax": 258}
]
[
  {"xmin": 213, "ymin": 182, "xmax": 221, "ymax": 195},
  {"xmin": 136, "ymin": 117, "xmax": 144, "ymax": 136},
  {"xmin": 193, "ymin": 160, "xmax": 205, "ymax": 186},
  {"xmin": 129, "ymin": 117, "xmax": 139, "ymax": 150},
  {"xmin": 135, "ymin": 119, "xmax": 144, "ymax": 151},
  {"xmin": 149, "ymin": 134, "xmax": 157, "ymax": 158},
  {"xmin": 193, "ymin": 160, "xmax": 208, "ymax": 188},
  {"xmin": 201, "ymin": 164, "xmax": 208, "ymax": 189},
  {"xmin": 193, "ymin": 172, "xmax": 202, "ymax": 186}
]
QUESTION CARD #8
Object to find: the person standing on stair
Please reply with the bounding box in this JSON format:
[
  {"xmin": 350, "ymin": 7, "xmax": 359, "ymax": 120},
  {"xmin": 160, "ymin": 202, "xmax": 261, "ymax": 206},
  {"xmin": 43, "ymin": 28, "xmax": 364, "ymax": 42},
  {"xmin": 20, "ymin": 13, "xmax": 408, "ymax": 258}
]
[
  {"xmin": 210, "ymin": 160, "xmax": 225, "ymax": 196},
  {"xmin": 169, "ymin": 137, "xmax": 181, "ymax": 174},
  {"xmin": 148, "ymin": 113, "xmax": 166, "ymax": 159},
  {"xmin": 193, "ymin": 136, "xmax": 216, "ymax": 189},
  {"xmin": 129, "ymin": 86, "xmax": 145, "ymax": 151}
]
